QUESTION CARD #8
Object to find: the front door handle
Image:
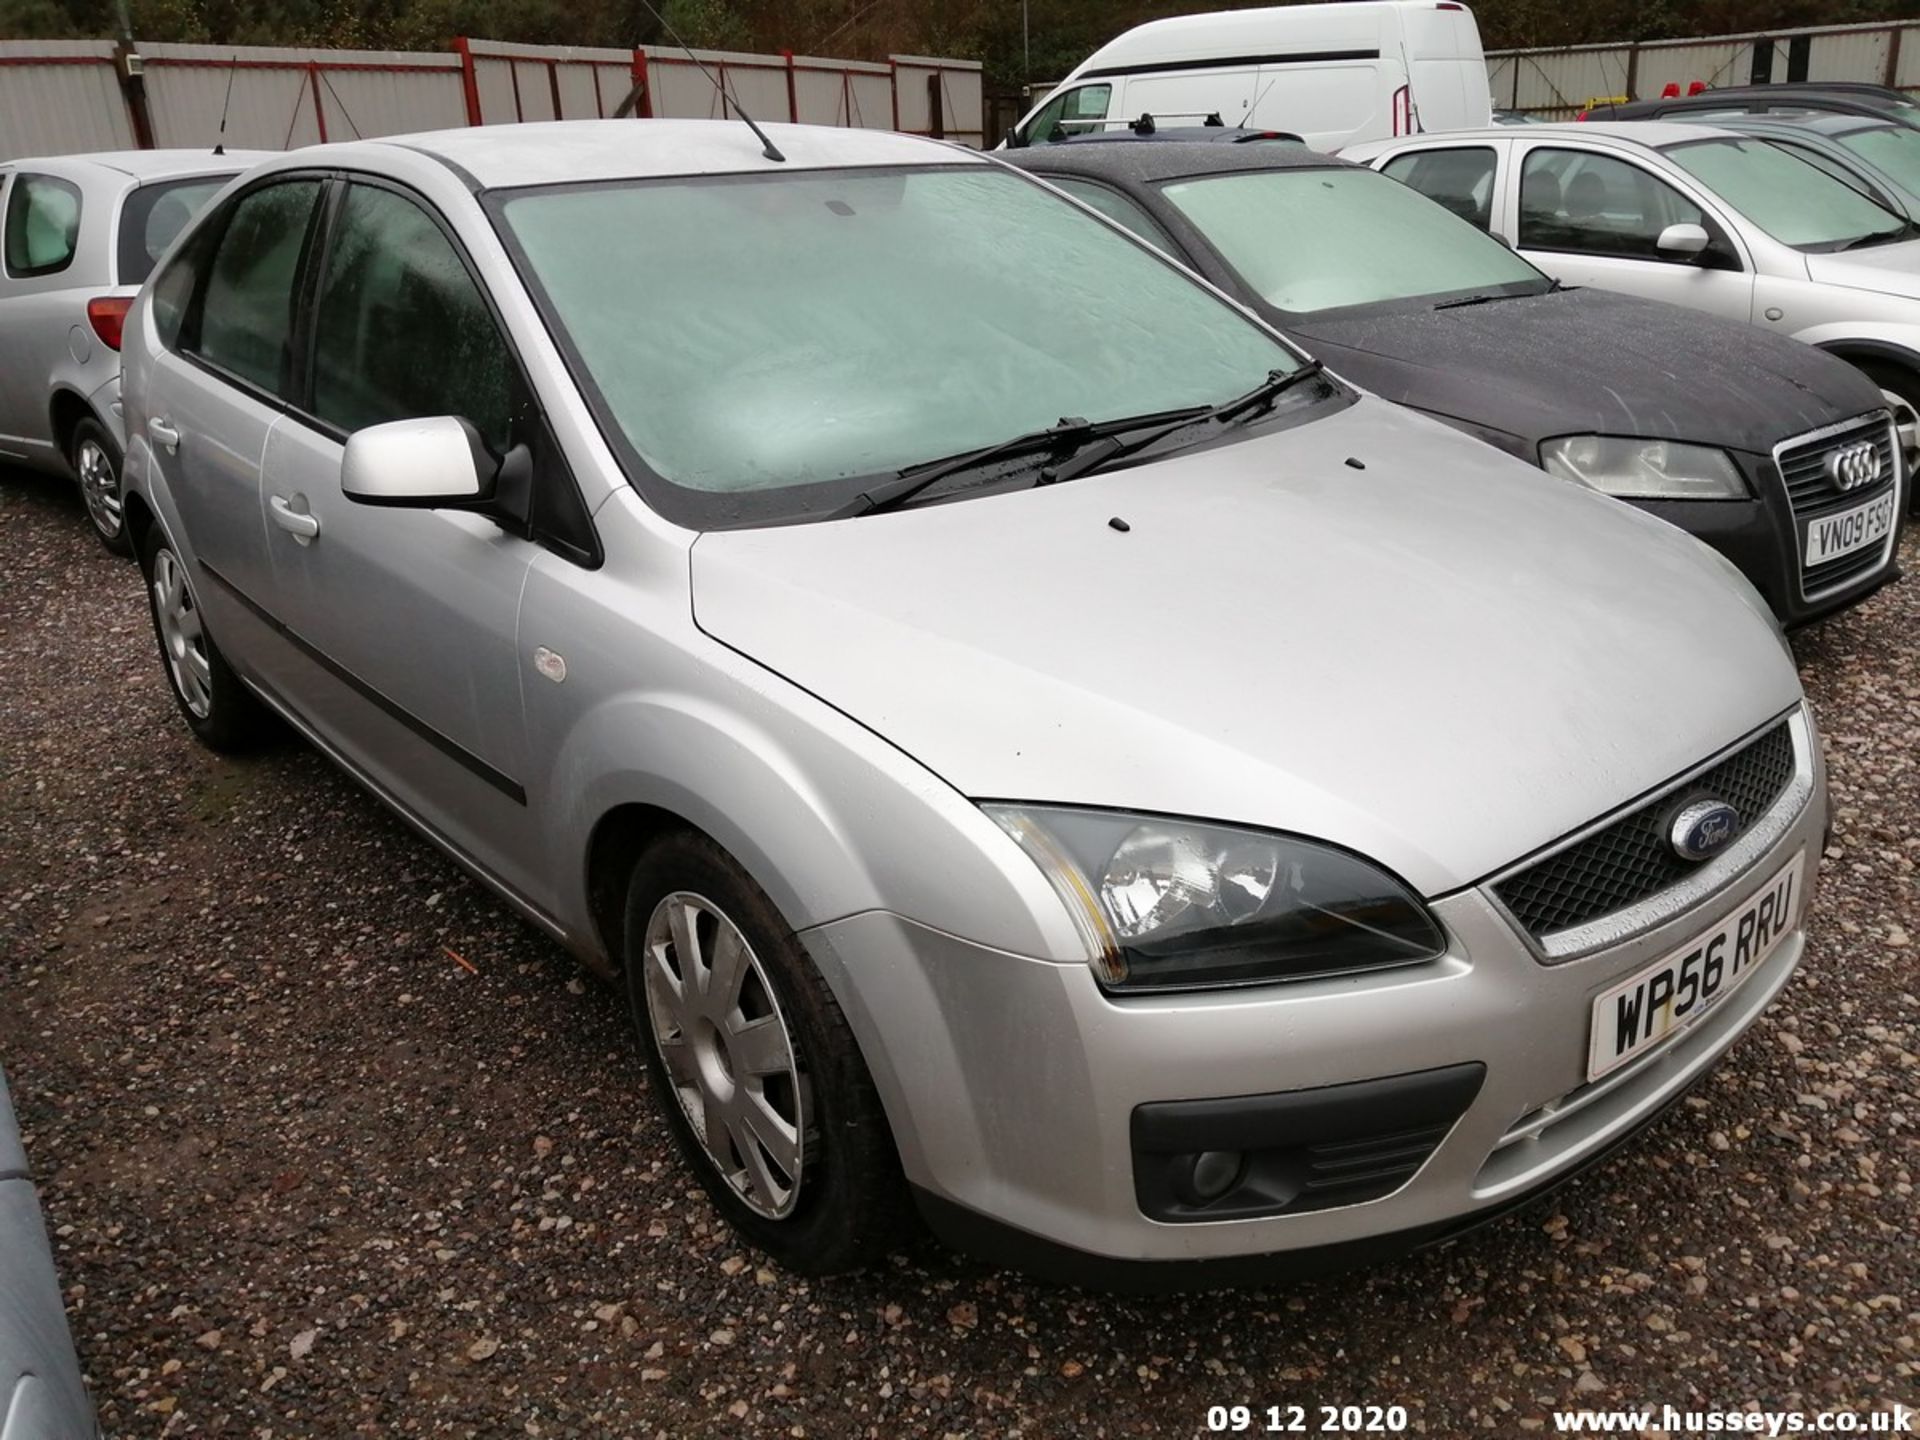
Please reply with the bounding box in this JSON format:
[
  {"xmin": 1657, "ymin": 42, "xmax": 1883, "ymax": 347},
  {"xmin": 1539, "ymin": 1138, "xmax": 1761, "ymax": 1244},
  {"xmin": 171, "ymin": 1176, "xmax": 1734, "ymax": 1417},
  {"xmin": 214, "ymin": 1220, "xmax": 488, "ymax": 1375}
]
[
  {"xmin": 269, "ymin": 493, "xmax": 320, "ymax": 544},
  {"xmin": 148, "ymin": 417, "xmax": 179, "ymax": 454}
]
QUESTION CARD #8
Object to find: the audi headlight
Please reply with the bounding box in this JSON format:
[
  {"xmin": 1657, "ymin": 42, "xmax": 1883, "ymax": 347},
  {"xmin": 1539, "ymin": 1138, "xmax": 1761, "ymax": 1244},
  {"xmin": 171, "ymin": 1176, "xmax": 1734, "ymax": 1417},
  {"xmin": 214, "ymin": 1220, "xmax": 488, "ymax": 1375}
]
[
  {"xmin": 984, "ymin": 806, "xmax": 1447, "ymax": 993},
  {"xmin": 1540, "ymin": 435, "xmax": 1748, "ymax": 499}
]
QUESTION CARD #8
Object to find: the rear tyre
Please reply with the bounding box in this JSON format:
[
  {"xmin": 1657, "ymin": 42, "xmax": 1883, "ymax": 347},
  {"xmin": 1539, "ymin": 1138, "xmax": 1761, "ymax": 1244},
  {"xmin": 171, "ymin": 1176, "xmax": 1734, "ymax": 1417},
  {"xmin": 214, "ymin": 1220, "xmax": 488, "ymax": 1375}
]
[
  {"xmin": 71, "ymin": 416, "xmax": 131, "ymax": 557},
  {"xmin": 1855, "ymin": 359, "xmax": 1920, "ymax": 517},
  {"xmin": 138, "ymin": 525, "xmax": 267, "ymax": 751},
  {"xmin": 623, "ymin": 830, "xmax": 912, "ymax": 1274}
]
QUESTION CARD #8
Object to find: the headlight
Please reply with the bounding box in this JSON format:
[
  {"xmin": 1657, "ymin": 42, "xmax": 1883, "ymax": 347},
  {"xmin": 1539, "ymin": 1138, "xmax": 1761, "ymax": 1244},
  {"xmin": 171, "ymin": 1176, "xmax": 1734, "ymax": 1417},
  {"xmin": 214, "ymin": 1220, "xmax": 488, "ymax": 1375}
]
[
  {"xmin": 984, "ymin": 805, "xmax": 1447, "ymax": 993},
  {"xmin": 1540, "ymin": 435, "xmax": 1748, "ymax": 499}
]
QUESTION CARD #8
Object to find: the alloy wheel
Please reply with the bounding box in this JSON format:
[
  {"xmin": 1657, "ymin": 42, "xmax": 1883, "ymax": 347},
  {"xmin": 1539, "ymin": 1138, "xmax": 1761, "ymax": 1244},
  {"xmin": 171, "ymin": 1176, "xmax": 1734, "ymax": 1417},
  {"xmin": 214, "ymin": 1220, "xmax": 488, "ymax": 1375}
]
[
  {"xmin": 642, "ymin": 891, "xmax": 807, "ymax": 1219},
  {"xmin": 151, "ymin": 548, "xmax": 212, "ymax": 719},
  {"xmin": 76, "ymin": 436, "xmax": 121, "ymax": 541}
]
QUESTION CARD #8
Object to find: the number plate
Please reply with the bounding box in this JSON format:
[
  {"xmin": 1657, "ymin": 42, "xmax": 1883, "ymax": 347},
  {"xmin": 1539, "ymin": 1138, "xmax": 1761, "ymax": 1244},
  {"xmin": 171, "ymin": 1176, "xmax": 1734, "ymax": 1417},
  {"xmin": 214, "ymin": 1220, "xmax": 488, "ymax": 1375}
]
[
  {"xmin": 1803, "ymin": 491, "xmax": 1896, "ymax": 568},
  {"xmin": 1587, "ymin": 851, "xmax": 1803, "ymax": 1083}
]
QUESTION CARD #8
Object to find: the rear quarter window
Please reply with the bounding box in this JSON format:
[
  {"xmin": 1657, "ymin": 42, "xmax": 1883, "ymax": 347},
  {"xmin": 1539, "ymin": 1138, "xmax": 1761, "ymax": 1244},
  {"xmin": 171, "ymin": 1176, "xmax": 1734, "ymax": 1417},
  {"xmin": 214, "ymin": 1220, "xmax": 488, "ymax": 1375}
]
[{"xmin": 3, "ymin": 172, "xmax": 83, "ymax": 279}]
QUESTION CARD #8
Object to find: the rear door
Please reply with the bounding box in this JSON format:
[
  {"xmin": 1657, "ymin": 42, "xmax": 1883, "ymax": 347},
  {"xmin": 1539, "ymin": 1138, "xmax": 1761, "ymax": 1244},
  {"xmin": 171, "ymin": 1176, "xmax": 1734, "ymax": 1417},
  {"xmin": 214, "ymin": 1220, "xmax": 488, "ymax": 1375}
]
[
  {"xmin": 1123, "ymin": 67, "xmax": 1260, "ymax": 129},
  {"xmin": 1505, "ymin": 141, "xmax": 1756, "ymax": 322},
  {"xmin": 144, "ymin": 174, "xmax": 327, "ymax": 684}
]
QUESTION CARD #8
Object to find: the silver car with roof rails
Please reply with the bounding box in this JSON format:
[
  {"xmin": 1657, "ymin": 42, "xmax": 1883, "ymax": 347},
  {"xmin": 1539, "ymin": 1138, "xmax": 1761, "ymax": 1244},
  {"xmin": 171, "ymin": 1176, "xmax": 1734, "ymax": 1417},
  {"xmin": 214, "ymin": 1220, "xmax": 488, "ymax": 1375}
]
[
  {"xmin": 120, "ymin": 118, "xmax": 1826, "ymax": 1287},
  {"xmin": 0, "ymin": 149, "xmax": 266, "ymax": 553}
]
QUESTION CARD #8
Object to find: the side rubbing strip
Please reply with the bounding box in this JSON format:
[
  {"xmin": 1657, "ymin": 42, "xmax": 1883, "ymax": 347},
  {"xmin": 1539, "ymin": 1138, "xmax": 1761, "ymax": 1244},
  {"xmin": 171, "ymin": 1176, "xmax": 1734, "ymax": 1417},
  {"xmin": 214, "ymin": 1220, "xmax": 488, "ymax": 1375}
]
[
  {"xmin": 1079, "ymin": 48, "xmax": 1380, "ymax": 80},
  {"xmin": 197, "ymin": 560, "xmax": 528, "ymax": 806}
]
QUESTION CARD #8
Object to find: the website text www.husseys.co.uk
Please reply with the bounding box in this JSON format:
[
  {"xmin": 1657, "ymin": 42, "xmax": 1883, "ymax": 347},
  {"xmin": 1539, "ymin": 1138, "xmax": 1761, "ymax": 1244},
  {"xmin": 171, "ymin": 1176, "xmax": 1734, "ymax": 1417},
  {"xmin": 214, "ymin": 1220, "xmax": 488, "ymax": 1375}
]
[{"xmin": 1552, "ymin": 1404, "xmax": 1913, "ymax": 1435}]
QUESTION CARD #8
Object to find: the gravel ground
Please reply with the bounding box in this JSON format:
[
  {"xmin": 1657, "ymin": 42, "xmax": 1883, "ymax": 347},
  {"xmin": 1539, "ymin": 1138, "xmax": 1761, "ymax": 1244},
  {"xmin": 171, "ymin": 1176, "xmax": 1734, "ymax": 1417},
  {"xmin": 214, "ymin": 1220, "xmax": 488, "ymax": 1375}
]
[{"xmin": 1, "ymin": 463, "xmax": 1916, "ymax": 1439}]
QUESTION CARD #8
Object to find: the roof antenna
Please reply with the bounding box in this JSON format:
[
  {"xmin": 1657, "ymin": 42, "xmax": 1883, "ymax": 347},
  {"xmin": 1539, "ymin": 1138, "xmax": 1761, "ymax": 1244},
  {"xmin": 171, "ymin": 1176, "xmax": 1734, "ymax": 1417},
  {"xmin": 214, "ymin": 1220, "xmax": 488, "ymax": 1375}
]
[
  {"xmin": 213, "ymin": 53, "xmax": 237, "ymax": 155},
  {"xmin": 634, "ymin": 0, "xmax": 785, "ymax": 162}
]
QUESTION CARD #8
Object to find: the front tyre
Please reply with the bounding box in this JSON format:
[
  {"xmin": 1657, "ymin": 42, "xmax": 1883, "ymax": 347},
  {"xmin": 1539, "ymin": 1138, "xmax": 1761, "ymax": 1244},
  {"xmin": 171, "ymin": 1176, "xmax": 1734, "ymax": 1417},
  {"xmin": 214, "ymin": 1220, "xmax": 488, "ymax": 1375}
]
[
  {"xmin": 138, "ymin": 526, "xmax": 266, "ymax": 751},
  {"xmin": 71, "ymin": 416, "xmax": 131, "ymax": 556},
  {"xmin": 623, "ymin": 831, "xmax": 910, "ymax": 1274}
]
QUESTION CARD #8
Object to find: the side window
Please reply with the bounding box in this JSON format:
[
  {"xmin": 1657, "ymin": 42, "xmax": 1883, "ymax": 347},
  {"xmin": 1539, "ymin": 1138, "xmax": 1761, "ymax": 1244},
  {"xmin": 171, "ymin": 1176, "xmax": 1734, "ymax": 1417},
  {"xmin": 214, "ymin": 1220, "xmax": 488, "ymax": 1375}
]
[
  {"xmin": 1023, "ymin": 83, "xmax": 1112, "ymax": 145},
  {"xmin": 307, "ymin": 183, "xmax": 514, "ymax": 450},
  {"xmin": 1382, "ymin": 147, "xmax": 1497, "ymax": 230},
  {"xmin": 189, "ymin": 179, "xmax": 323, "ymax": 395},
  {"xmin": 116, "ymin": 175, "xmax": 233, "ymax": 286},
  {"xmin": 1517, "ymin": 147, "xmax": 1710, "ymax": 261},
  {"xmin": 3, "ymin": 173, "xmax": 83, "ymax": 278},
  {"xmin": 1049, "ymin": 177, "xmax": 1177, "ymax": 251}
]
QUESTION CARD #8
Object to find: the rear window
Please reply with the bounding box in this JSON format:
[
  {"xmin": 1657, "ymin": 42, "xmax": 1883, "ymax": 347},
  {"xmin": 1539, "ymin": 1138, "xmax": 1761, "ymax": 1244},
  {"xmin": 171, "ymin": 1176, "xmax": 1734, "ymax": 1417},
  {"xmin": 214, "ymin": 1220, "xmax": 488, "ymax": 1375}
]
[{"xmin": 116, "ymin": 175, "xmax": 233, "ymax": 285}]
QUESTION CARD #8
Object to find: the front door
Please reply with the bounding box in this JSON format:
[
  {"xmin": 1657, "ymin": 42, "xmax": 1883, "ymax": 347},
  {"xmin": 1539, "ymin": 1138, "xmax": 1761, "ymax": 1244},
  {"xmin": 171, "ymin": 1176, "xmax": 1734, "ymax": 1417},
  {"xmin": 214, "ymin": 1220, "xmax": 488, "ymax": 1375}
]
[
  {"xmin": 257, "ymin": 178, "xmax": 546, "ymax": 908},
  {"xmin": 1508, "ymin": 144, "xmax": 1756, "ymax": 323}
]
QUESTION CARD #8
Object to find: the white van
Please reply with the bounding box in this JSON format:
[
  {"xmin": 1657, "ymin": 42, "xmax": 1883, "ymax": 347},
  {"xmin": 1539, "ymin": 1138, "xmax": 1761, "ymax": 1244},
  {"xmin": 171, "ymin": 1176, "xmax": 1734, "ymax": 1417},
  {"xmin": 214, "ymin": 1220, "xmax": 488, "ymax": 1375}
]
[{"xmin": 1002, "ymin": 1, "xmax": 1492, "ymax": 154}]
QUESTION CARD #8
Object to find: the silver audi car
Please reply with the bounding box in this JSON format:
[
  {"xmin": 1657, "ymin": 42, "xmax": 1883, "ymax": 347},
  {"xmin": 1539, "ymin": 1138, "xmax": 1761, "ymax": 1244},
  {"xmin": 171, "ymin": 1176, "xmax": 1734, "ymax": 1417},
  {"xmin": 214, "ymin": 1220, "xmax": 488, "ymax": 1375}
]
[{"xmin": 120, "ymin": 119, "xmax": 1829, "ymax": 1287}]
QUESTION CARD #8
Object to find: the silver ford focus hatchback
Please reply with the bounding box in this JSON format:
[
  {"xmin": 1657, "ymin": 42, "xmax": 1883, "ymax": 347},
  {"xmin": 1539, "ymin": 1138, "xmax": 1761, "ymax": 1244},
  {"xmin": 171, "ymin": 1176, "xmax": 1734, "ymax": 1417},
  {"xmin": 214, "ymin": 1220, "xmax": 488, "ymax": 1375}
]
[{"xmin": 120, "ymin": 120, "xmax": 1829, "ymax": 1287}]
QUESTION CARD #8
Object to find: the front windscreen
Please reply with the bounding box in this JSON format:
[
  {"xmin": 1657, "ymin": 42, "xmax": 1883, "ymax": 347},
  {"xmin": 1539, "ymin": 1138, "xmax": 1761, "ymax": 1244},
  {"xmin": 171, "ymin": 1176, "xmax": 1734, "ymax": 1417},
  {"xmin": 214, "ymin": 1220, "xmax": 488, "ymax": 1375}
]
[
  {"xmin": 1663, "ymin": 137, "xmax": 1909, "ymax": 250},
  {"xmin": 1159, "ymin": 166, "xmax": 1548, "ymax": 315},
  {"xmin": 1833, "ymin": 124, "xmax": 1920, "ymax": 201},
  {"xmin": 493, "ymin": 164, "xmax": 1306, "ymax": 526}
]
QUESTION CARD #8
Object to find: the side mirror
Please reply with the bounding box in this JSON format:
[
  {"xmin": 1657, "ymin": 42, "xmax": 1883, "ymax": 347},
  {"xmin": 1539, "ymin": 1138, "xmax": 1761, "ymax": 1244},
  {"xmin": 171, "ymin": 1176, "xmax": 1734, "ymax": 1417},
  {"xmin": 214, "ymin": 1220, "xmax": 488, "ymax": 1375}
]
[
  {"xmin": 341, "ymin": 416, "xmax": 494, "ymax": 508},
  {"xmin": 1656, "ymin": 222, "xmax": 1711, "ymax": 259}
]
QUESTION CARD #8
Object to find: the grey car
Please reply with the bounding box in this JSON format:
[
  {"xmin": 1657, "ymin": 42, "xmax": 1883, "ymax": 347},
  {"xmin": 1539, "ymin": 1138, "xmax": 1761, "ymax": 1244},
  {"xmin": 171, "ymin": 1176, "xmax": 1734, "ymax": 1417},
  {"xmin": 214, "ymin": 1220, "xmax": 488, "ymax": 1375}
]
[
  {"xmin": 1694, "ymin": 113, "xmax": 1920, "ymax": 222},
  {"xmin": 0, "ymin": 149, "xmax": 264, "ymax": 553},
  {"xmin": 0, "ymin": 1068, "xmax": 96, "ymax": 1438},
  {"xmin": 122, "ymin": 120, "xmax": 1826, "ymax": 1286}
]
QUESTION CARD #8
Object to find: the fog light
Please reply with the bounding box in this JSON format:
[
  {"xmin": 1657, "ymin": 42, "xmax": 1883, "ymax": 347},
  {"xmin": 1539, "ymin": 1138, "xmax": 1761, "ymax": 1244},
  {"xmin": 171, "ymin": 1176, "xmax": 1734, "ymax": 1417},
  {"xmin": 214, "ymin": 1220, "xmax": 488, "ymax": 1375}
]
[{"xmin": 1185, "ymin": 1150, "xmax": 1244, "ymax": 1204}]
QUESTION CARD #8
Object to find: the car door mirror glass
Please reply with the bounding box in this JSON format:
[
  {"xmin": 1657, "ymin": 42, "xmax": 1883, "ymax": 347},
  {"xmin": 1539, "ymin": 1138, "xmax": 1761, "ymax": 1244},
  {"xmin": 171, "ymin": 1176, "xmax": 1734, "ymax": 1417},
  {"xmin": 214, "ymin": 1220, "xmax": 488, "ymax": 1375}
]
[
  {"xmin": 1656, "ymin": 222, "xmax": 1711, "ymax": 257},
  {"xmin": 341, "ymin": 416, "xmax": 493, "ymax": 507}
]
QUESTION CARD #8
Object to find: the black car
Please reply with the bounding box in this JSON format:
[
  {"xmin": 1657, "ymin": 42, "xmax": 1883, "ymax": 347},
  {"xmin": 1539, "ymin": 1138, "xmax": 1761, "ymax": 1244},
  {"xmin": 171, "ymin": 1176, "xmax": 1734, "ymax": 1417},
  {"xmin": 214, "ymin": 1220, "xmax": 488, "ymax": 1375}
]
[
  {"xmin": 1583, "ymin": 82, "xmax": 1920, "ymax": 128},
  {"xmin": 1003, "ymin": 134, "xmax": 1905, "ymax": 627}
]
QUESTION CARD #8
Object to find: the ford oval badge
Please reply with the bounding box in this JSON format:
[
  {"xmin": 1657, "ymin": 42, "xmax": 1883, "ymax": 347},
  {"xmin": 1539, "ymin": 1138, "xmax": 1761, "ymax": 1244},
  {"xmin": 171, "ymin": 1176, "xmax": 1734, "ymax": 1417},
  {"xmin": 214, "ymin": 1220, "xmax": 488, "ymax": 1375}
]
[{"xmin": 1669, "ymin": 799, "xmax": 1739, "ymax": 863}]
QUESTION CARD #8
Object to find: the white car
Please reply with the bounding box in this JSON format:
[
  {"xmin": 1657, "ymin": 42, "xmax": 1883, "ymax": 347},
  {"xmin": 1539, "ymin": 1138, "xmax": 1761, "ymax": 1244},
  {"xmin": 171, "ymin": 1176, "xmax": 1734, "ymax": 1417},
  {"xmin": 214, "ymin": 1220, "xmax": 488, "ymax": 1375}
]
[
  {"xmin": 1003, "ymin": 0, "xmax": 1490, "ymax": 154},
  {"xmin": 0, "ymin": 150, "xmax": 266, "ymax": 553},
  {"xmin": 1347, "ymin": 121, "xmax": 1920, "ymax": 494}
]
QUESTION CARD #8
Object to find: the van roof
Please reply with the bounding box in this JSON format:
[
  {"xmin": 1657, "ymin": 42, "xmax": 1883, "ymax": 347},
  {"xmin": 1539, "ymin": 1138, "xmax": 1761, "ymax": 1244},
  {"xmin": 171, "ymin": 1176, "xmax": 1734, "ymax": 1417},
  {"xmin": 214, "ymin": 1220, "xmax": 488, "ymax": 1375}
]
[{"xmin": 1074, "ymin": 1, "xmax": 1457, "ymax": 79}]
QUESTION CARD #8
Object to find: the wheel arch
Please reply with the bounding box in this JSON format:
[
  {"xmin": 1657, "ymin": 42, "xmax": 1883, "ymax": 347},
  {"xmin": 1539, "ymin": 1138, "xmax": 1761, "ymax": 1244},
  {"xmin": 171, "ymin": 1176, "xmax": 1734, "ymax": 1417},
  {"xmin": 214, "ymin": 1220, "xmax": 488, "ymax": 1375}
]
[{"xmin": 46, "ymin": 387, "xmax": 96, "ymax": 464}]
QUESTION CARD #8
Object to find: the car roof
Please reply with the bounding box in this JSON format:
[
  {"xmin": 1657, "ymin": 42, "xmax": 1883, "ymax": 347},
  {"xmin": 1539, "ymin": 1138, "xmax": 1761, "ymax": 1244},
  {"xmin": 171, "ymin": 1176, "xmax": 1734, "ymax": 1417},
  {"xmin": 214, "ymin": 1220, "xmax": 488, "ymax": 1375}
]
[
  {"xmin": 312, "ymin": 119, "xmax": 980, "ymax": 190},
  {"xmin": 1707, "ymin": 111, "xmax": 1893, "ymax": 138},
  {"xmin": 1004, "ymin": 130, "xmax": 1346, "ymax": 184},
  {"xmin": 1367, "ymin": 120, "xmax": 1738, "ymax": 148},
  {"xmin": 1, "ymin": 148, "xmax": 274, "ymax": 180}
]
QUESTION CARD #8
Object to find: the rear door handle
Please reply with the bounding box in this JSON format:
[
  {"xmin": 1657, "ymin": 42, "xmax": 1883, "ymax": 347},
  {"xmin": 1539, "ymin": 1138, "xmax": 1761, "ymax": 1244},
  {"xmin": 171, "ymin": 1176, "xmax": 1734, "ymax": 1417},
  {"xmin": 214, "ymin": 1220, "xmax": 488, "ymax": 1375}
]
[
  {"xmin": 269, "ymin": 494, "xmax": 320, "ymax": 543},
  {"xmin": 148, "ymin": 417, "xmax": 179, "ymax": 454}
]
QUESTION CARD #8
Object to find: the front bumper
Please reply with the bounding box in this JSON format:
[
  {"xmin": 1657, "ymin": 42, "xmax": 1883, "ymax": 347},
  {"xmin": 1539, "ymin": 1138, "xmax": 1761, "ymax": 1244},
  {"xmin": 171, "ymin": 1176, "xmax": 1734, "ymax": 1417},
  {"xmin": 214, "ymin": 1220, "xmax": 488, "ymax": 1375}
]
[
  {"xmin": 801, "ymin": 715, "xmax": 1827, "ymax": 1285},
  {"xmin": 1639, "ymin": 435, "xmax": 1907, "ymax": 630}
]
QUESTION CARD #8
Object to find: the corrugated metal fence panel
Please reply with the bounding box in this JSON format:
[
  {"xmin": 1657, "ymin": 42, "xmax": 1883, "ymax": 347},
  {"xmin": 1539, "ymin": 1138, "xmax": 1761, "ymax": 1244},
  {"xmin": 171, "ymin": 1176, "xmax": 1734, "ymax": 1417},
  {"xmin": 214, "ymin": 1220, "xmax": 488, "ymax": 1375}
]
[
  {"xmin": 462, "ymin": 40, "xmax": 636, "ymax": 122},
  {"xmin": 890, "ymin": 55, "xmax": 985, "ymax": 146},
  {"xmin": 139, "ymin": 43, "xmax": 463, "ymax": 150},
  {"xmin": 1492, "ymin": 19, "xmax": 1920, "ymax": 114},
  {"xmin": 791, "ymin": 55, "xmax": 892, "ymax": 129},
  {"xmin": 471, "ymin": 57, "xmax": 519, "ymax": 124},
  {"xmin": 1635, "ymin": 40, "xmax": 1749, "ymax": 98},
  {"xmin": 141, "ymin": 46, "xmax": 321, "ymax": 150},
  {"xmin": 1899, "ymin": 24, "xmax": 1920, "ymax": 89},
  {"xmin": 644, "ymin": 49, "xmax": 789, "ymax": 122},
  {"xmin": 314, "ymin": 62, "xmax": 466, "ymax": 140},
  {"xmin": 0, "ymin": 40, "xmax": 135, "ymax": 160}
]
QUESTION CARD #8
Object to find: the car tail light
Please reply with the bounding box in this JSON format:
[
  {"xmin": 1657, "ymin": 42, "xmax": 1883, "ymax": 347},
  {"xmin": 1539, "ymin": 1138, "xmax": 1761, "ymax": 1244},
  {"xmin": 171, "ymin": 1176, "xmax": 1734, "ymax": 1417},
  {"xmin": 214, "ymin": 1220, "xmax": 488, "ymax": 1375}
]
[
  {"xmin": 1662, "ymin": 82, "xmax": 1682, "ymax": 98},
  {"xmin": 87, "ymin": 295, "xmax": 132, "ymax": 351},
  {"xmin": 1392, "ymin": 84, "xmax": 1412, "ymax": 135},
  {"xmin": 1687, "ymin": 80, "xmax": 1708, "ymax": 95}
]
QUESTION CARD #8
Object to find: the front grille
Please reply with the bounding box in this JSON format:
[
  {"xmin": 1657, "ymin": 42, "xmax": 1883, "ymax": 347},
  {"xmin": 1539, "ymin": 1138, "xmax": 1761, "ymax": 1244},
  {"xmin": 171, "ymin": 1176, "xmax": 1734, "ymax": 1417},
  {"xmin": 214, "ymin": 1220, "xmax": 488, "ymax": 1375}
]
[
  {"xmin": 1494, "ymin": 721, "xmax": 1796, "ymax": 941},
  {"xmin": 1774, "ymin": 413, "xmax": 1900, "ymax": 600}
]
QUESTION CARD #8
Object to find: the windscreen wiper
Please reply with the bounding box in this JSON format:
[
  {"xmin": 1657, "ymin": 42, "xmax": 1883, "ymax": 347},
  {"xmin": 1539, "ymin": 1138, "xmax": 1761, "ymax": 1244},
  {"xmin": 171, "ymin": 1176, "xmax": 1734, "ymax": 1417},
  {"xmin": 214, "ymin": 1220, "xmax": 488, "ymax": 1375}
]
[
  {"xmin": 1433, "ymin": 289, "xmax": 1538, "ymax": 310},
  {"xmin": 834, "ymin": 407, "xmax": 1209, "ymax": 518},
  {"xmin": 1836, "ymin": 221, "xmax": 1920, "ymax": 251},
  {"xmin": 1036, "ymin": 360, "xmax": 1330, "ymax": 488}
]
